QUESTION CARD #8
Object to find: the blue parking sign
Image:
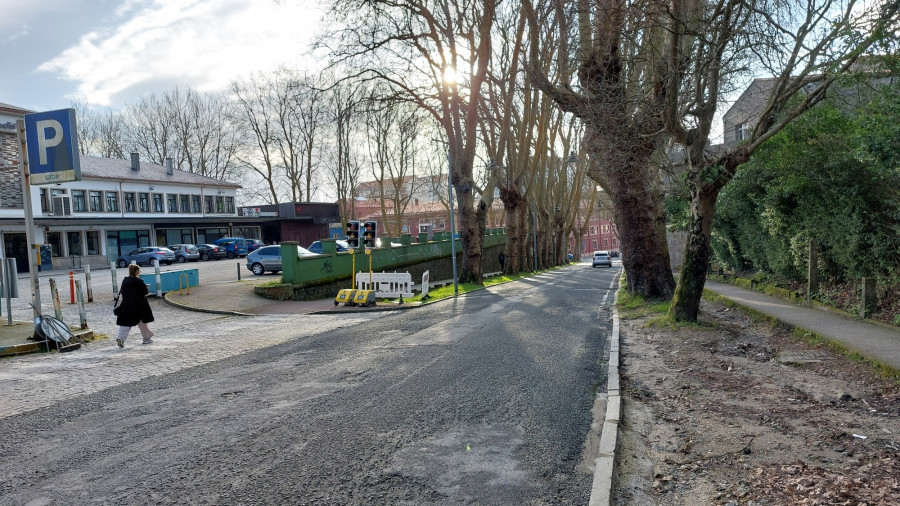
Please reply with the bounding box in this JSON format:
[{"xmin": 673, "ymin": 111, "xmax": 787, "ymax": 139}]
[{"xmin": 24, "ymin": 108, "xmax": 81, "ymax": 185}]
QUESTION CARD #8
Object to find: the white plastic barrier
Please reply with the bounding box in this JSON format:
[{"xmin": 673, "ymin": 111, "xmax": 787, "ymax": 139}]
[{"xmin": 356, "ymin": 272, "xmax": 413, "ymax": 298}]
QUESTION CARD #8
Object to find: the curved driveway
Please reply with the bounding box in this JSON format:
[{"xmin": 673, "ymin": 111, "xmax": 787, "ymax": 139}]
[{"xmin": 0, "ymin": 262, "xmax": 619, "ymax": 504}]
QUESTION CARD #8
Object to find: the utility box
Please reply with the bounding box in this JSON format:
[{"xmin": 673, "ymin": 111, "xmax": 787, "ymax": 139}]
[
  {"xmin": 38, "ymin": 245, "xmax": 52, "ymax": 272},
  {"xmin": 141, "ymin": 268, "xmax": 199, "ymax": 294}
]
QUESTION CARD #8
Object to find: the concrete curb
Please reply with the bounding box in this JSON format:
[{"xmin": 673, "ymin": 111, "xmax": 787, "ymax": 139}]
[
  {"xmin": 162, "ymin": 292, "xmax": 254, "ymax": 316},
  {"xmin": 0, "ymin": 328, "xmax": 96, "ymax": 357},
  {"xmin": 589, "ymin": 285, "xmax": 621, "ymax": 505}
]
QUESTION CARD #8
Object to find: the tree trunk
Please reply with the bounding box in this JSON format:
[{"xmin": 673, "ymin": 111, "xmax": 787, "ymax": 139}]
[
  {"xmin": 457, "ymin": 185, "xmax": 484, "ymax": 284},
  {"xmin": 669, "ymin": 186, "xmax": 719, "ymax": 321},
  {"xmin": 606, "ymin": 159, "xmax": 675, "ymax": 300}
]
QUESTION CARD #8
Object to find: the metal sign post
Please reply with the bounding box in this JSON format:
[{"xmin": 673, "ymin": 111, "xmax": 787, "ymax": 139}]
[
  {"xmin": 17, "ymin": 109, "xmax": 81, "ymax": 318},
  {"xmin": 16, "ymin": 120, "xmax": 41, "ymax": 317}
]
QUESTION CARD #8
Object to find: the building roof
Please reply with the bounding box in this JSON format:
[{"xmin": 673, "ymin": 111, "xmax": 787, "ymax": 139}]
[
  {"xmin": 0, "ymin": 102, "xmax": 33, "ymax": 115},
  {"xmin": 81, "ymin": 156, "xmax": 240, "ymax": 188}
]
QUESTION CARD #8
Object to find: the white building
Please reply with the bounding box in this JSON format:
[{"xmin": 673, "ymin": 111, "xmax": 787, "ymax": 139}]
[{"xmin": 1, "ymin": 101, "xmax": 258, "ymax": 272}]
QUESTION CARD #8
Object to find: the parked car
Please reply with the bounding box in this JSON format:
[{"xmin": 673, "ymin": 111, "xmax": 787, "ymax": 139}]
[
  {"xmin": 116, "ymin": 247, "xmax": 176, "ymax": 267},
  {"xmin": 592, "ymin": 250, "xmax": 612, "ymax": 268},
  {"xmin": 246, "ymin": 245, "xmax": 314, "ymax": 275},
  {"xmin": 307, "ymin": 240, "xmax": 350, "ymax": 254},
  {"xmin": 167, "ymin": 244, "xmax": 200, "ymax": 263},
  {"xmin": 196, "ymin": 243, "xmax": 227, "ymax": 261},
  {"xmin": 214, "ymin": 237, "xmax": 249, "ymax": 259},
  {"xmin": 244, "ymin": 239, "xmax": 265, "ymax": 253}
]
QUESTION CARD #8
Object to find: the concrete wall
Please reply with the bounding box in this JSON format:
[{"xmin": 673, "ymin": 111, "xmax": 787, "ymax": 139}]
[{"xmin": 256, "ymin": 229, "xmax": 507, "ymax": 301}]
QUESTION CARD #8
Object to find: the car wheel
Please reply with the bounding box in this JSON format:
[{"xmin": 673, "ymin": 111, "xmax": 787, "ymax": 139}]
[
  {"xmin": 227, "ymin": 252, "xmax": 235, "ymax": 259},
  {"xmin": 150, "ymin": 258, "xmax": 159, "ymax": 267},
  {"xmin": 251, "ymin": 263, "xmax": 265, "ymax": 275},
  {"xmin": 201, "ymin": 253, "xmax": 209, "ymax": 261},
  {"xmin": 117, "ymin": 259, "xmax": 127, "ymax": 268},
  {"xmin": 177, "ymin": 256, "xmax": 186, "ymax": 263}
]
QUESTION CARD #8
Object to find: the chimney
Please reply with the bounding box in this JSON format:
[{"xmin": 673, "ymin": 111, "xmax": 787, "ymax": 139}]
[
  {"xmin": 130, "ymin": 153, "xmax": 140, "ymax": 171},
  {"xmin": 165, "ymin": 158, "xmax": 174, "ymax": 175}
]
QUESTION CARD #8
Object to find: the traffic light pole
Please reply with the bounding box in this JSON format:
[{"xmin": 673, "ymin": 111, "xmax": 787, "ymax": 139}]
[{"xmin": 447, "ymin": 152, "xmax": 458, "ymax": 296}]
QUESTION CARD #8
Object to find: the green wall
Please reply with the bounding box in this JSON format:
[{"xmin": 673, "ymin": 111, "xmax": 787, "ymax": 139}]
[{"xmin": 255, "ymin": 229, "xmax": 507, "ymax": 301}]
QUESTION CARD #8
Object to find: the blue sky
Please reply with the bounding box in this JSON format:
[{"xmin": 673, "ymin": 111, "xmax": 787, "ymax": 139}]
[{"xmin": 1, "ymin": 0, "xmax": 320, "ymax": 112}]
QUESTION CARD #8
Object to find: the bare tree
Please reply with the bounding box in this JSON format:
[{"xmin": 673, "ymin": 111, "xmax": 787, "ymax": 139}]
[
  {"xmin": 293, "ymin": 72, "xmax": 328, "ymax": 202},
  {"xmin": 364, "ymin": 88, "xmax": 426, "ymax": 237},
  {"xmin": 663, "ymin": 0, "xmax": 900, "ymax": 321},
  {"xmin": 526, "ymin": 0, "xmax": 899, "ymax": 319},
  {"xmin": 321, "ymin": 0, "xmax": 499, "ymax": 283},
  {"xmin": 231, "ymin": 74, "xmax": 286, "ymax": 203},
  {"xmin": 124, "ymin": 93, "xmax": 179, "ymax": 166},
  {"xmin": 524, "ymin": 0, "xmax": 677, "ymax": 299},
  {"xmin": 169, "ymin": 87, "xmax": 239, "ymax": 180},
  {"xmin": 330, "ymin": 80, "xmax": 366, "ymax": 223}
]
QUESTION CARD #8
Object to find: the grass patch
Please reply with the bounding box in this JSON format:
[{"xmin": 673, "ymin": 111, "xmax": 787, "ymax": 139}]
[
  {"xmin": 409, "ymin": 266, "xmax": 564, "ymax": 303},
  {"xmin": 617, "ymin": 288, "xmax": 670, "ymax": 320}
]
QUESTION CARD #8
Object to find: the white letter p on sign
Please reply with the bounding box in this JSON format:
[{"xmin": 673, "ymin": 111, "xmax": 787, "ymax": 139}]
[{"xmin": 36, "ymin": 119, "xmax": 64, "ymax": 165}]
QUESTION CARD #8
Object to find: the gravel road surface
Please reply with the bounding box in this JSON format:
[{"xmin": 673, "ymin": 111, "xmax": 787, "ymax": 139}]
[{"xmin": 0, "ymin": 263, "xmax": 618, "ymax": 505}]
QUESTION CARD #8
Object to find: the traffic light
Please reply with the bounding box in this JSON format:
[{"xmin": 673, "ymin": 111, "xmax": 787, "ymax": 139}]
[
  {"xmin": 346, "ymin": 220, "xmax": 360, "ymax": 248},
  {"xmin": 363, "ymin": 220, "xmax": 377, "ymax": 247}
]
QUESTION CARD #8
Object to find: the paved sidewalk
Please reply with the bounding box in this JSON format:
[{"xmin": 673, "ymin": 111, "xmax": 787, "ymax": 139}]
[
  {"xmin": 705, "ymin": 281, "xmax": 900, "ymax": 371},
  {"xmin": 0, "ymin": 276, "xmax": 422, "ymax": 356}
]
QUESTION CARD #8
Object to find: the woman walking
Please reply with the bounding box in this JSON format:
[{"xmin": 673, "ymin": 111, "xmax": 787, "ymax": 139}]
[{"xmin": 115, "ymin": 264, "xmax": 155, "ymax": 347}]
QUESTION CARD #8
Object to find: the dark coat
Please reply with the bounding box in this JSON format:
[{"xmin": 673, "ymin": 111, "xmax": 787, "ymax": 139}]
[{"xmin": 116, "ymin": 276, "xmax": 154, "ymax": 327}]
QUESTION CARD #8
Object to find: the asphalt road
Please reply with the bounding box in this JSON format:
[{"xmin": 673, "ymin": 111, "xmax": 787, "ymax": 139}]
[{"xmin": 0, "ymin": 262, "xmax": 619, "ymax": 505}]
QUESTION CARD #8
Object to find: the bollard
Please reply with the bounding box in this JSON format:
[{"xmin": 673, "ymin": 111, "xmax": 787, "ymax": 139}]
[
  {"xmin": 237, "ymin": 262, "xmax": 241, "ymax": 281},
  {"xmin": 76, "ymin": 280, "xmax": 87, "ymax": 329},
  {"xmin": 154, "ymin": 264, "xmax": 162, "ymax": 298},
  {"xmin": 861, "ymin": 278, "xmax": 877, "ymax": 319},
  {"xmin": 69, "ymin": 271, "xmax": 75, "ymax": 304},
  {"xmin": 85, "ymin": 264, "xmax": 93, "ymax": 303},
  {"xmin": 111, "ymin": 262, "xmax": 118, "ymax": 297},
  {"xmin": 49, "ymin": 278, "xmax": 63, "ymax": 320}
]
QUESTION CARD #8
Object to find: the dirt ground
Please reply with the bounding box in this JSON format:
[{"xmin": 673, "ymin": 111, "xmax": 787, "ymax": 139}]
[{"xmin": 613, "ymin": 297, "xmax": 900, "ymax": 505}]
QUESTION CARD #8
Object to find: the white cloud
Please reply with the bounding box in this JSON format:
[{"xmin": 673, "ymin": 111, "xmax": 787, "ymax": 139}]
[{"xmin": 37, "ymin": 0, "xmax": 320, "ymax": 106}]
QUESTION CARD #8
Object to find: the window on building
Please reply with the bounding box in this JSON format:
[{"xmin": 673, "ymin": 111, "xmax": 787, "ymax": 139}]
[
  {"xmin": 67, "ymin": 231, "xmax": 83, "ymax": 256},
  {"xmin": 589, "ymin": 226, "xmax": 596, "ymax": 235},
  {"xmin": 139, "ymin": 193, "xmax": 150, "ymax": 212},
  {"xmin": 225, "ymin": 196, "xmax": 234, "ymax": 214},
  {"xmin": 592, "ymin": 240, "xmax": 598, "ymax": 249},
  {"xmin": 604, "ymin": 238, "xmax": 609, "ymax": 248},
  {"xmin": 602, "ymin": 225, "xmax": 609, "ymax": 233},
  {"xmin": 89, "ymin": 191, "xmax": 103, "ymax": 212},
  {"xmin": 180, "ymin": 194, "xmax": 190, "ymax": 213},
  {"xmin": 40, "ymin": 189, "xmax": 49, "ymax": 212},
  {"xmin": 167, "ymin": 194, "xmax": 178, "ymax": 213},
  {"xmin": 86, "ymin": 231, "xmax": 100, "ymax": 255},
  {"xmin": 612, "ymin": 238, "xmax": 617, "ymax": 246},
  {"xmin": 215, "ymin": 196, "xmax": 225, "ymax": 213},
  {"xmin": 735, "ymin": 122, "xmax": 750, "ymax": 141},
  {"xmin": 46, "ymin": 232, "xmax": 62, "ymax": 257},
  {"xmin": 72, "ymin": 190, "xmax": 87, "ymax": 212},
  {"xmin": 106, "ymin": 191, "xmax": 119, "ymax": 212},
  {"xmin": 124, "ymin": 192, "xmax": 136, "ymax": 212},
  {"xmin": 204, "ymin": 196, "xmax": 214, "ymax": 213},
  {"xmin": 192, "ymin": 195, "xmax": 202, "ymax": 213},
  {"xmin": 152, "ymin": 193, "xmax": 163, "ymax": 212}
]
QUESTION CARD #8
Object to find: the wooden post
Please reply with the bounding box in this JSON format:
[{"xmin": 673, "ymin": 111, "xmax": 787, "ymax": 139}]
[
  {"xmin": 807, "ymin": 238, "xmax": 819, "ymax": 304},
  {"xmin": 861, "ymin": 278, "xmax": 877, "ymax": 319},
  {"xmin": 49, "ymin": 278, "xmax": 62, "ymax": 320}
]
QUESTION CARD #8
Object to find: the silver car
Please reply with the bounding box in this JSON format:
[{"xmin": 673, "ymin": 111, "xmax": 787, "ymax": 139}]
[
  {"xmin": 116, "ymin": 247, "xmax": 176, "ymax": 267},
  {"xmin": 167, "ymin": 243, "xmax": 200, "ymax": 263},
  {"xmin": 246, "ymin": 245, "xmax": 314, "ymax": 275}
]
